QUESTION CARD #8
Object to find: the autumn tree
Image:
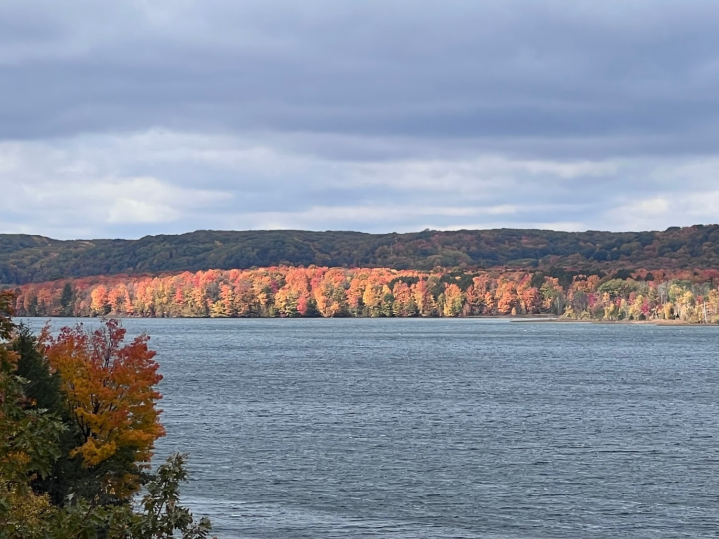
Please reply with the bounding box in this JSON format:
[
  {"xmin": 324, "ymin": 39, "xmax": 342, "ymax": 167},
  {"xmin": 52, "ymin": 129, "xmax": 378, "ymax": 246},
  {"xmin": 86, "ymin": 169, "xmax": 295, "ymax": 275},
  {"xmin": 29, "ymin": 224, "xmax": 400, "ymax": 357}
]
[
  {"xmin": 495, "ymin": 280, "xmax": 516, "ymax": 316},
  {"xmin": 42, "ymin": 320, "xmax": 166, "ymax": 500},
  {"xmin": 0, "ymin": 293, "xmax": 215, "ymax": 537},
  {"xmin": 346, "ymin": 275, "xmax": 366, "ymax": 316},
  {"xmin": 391, "ymin": 281, "xmax": 417, "ymax": 317},
  {"xmin": 442, "ymin": 284, "xmax": 465, "ymax": 317},
  {"xmin": 413, "ymin": 279, "xmax": 437, "ymax": 317},
  {"xmin": 90, "ymin": 285, "xmax": 111, "ymax": 316},
  {"xmin": 362, "ymin": 282, "xmax": 383, "ymax": 317}
]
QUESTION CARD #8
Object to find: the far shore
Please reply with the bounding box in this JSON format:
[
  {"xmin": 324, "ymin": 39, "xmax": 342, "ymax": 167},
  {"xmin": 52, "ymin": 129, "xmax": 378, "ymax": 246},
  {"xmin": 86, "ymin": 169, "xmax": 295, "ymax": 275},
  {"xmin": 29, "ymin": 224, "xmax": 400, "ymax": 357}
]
[
  {"xmin": 510, "ymin": 317, "xmax": 718, "ymax": 326},
  {"xmin": 19, "ymin": 313, "xmax": 718, "ymax": 326}
]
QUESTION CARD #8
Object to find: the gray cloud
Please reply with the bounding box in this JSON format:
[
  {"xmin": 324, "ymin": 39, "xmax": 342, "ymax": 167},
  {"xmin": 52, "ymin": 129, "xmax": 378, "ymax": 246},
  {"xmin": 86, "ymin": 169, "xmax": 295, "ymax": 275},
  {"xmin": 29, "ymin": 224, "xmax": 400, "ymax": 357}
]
[
  {"xmin": 3, "ymin": 1, "xmax": 719, "ymax": 153},
  {"xmin": 1, "ymin": 1, "xmax": 719, "ymax": 237}
]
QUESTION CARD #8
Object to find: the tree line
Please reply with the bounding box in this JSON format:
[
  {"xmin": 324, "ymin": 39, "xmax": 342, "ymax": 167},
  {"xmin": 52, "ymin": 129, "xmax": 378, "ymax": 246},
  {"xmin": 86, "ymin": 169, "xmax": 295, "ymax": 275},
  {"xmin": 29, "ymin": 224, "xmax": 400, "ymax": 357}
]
[
  {"xmin": 10, "ymin": 266, "xmax": 719, "ymax": 323},
  {"xmin": 0, "ymin": 291, "xmax": 215, "ymax": 537}
]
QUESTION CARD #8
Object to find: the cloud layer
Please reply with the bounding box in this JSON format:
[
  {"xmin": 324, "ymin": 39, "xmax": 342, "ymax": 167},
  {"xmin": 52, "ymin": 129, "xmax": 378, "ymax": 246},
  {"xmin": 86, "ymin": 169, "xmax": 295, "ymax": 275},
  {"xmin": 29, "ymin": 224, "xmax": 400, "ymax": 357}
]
[{"xmin": 1, "ymin": 1, "xmax": 719, "ymax": 238}]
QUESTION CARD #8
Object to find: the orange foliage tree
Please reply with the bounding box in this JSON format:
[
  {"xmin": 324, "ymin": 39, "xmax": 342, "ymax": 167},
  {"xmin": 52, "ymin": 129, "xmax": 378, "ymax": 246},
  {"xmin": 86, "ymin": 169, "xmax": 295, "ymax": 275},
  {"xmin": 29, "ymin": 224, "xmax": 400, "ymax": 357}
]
[{"xmin": 41, "ymin": 319, "xmax": 165, "ymax": 498}]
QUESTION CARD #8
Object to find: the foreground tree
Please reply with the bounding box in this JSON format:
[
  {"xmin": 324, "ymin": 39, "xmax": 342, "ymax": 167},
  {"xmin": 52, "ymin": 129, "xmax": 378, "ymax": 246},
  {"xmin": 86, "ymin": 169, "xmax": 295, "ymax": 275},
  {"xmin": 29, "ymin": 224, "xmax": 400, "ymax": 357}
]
[
  {"xmin": 124, "ymin": 454, "xmax": 214, "ymax": 539},
  {"xmin": 41, "ymin": 320, "xmax": 166, "ymax": 501},
  {"xmin": 0, "ymin": 292, "xmax": 64, "ymax": 535},
  {"xmin": 0, "ymin": 293, "xmax": 215, "ymax": 538}
]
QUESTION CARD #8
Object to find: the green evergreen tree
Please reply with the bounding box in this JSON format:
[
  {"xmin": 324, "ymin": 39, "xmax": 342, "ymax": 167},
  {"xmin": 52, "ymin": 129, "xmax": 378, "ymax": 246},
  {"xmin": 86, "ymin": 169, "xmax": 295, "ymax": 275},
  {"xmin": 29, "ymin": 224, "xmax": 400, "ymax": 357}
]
[
  {"xmin": 59, "ymin": 283, "xmax": 74, "ymax": 317},
  {"xmin": 13, "ymin": 324, "xmax": 62, "ymax": 413}
]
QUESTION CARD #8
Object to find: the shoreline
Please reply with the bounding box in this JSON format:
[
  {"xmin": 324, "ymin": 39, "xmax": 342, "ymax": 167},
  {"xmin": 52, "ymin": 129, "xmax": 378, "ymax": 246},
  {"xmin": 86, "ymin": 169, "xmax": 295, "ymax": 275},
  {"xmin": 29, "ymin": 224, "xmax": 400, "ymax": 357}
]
[
  {"xmin": 510, "ymin": 318, "xmax": 718, "ymax": 326},
  {"xmin": 17, "ymin": 314, "xmax": 717, "ymax": 326}
]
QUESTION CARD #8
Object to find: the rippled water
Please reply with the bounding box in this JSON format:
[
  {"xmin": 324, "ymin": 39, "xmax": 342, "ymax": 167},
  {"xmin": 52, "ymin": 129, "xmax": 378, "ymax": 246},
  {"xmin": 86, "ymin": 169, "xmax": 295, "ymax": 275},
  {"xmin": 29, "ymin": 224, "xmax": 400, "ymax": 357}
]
[{"xmin": 25, "ymin": 318, "xmax": 719, "ymax": 538}]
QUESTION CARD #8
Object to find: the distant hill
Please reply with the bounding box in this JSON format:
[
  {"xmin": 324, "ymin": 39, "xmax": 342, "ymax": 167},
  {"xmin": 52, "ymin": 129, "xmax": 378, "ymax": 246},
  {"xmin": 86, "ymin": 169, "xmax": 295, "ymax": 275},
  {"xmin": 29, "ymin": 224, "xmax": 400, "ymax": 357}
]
[{"xmin": 1, "ymin": 226, "xmax": 719, "ymax": 285}]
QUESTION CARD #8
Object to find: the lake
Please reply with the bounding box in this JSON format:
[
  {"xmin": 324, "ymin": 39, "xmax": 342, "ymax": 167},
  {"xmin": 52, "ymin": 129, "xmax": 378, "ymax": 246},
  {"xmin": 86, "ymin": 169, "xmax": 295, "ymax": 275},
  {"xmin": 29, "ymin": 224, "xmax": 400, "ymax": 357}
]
[{"xmin": 24, "ymin": 318, "xmax": 719, "ymax": 538}]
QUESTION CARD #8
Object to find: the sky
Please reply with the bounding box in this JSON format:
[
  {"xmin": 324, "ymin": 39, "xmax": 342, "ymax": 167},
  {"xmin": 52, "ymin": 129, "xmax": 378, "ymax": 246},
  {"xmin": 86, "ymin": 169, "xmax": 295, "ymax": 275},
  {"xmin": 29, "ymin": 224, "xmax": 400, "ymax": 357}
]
[{"xmin": 1, "ymin": 0, "xmax": 719, "ymax": 239}]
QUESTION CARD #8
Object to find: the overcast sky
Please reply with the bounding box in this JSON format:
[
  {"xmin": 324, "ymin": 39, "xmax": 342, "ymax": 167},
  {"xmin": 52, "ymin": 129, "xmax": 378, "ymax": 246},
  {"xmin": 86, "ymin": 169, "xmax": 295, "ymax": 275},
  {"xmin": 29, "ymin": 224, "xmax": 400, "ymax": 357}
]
[{"xmin": 1, "ymin": 0, "xmax": 719, "ymax": 239}]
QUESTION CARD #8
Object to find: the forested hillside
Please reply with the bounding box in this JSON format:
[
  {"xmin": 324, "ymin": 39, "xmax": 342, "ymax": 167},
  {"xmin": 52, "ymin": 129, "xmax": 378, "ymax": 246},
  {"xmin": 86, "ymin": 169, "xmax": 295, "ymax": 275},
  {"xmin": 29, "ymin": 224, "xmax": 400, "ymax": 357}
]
[{"xmin": 2, "ymin": 225, "xmax": 719, "ymax": 285}]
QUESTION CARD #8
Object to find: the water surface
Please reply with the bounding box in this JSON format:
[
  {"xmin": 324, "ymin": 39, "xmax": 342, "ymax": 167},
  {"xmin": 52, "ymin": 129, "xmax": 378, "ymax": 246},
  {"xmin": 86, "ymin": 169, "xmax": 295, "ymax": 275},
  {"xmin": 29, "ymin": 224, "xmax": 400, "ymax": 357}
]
[{"xmin": 27, "ymin": 318, "xmax": 719, "ymax": 538}]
